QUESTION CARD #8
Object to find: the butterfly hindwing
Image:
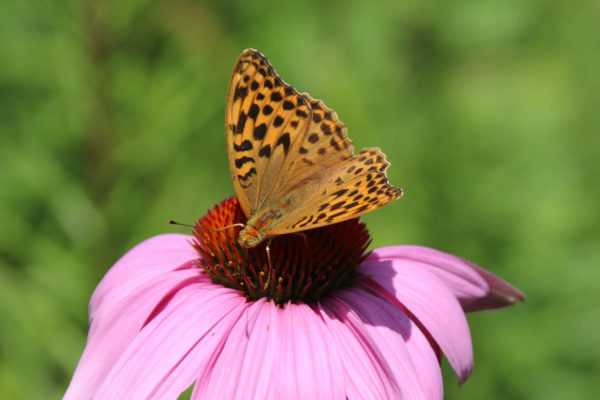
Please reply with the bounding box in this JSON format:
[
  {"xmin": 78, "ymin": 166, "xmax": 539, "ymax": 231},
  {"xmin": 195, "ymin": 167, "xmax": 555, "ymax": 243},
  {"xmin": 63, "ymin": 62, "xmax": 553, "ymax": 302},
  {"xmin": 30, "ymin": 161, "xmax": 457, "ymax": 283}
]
[{"xmin": 268, "ymin": 148, "xmax": 403, "ymax": 234}]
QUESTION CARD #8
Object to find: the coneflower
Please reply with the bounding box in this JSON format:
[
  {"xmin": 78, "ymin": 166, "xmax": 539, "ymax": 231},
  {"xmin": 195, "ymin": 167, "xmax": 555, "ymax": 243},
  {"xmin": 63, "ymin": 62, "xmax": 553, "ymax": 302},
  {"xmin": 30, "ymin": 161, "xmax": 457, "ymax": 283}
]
[{"xmin": 65, "ymin": 197, "xmax": 524, "ymax": 399}]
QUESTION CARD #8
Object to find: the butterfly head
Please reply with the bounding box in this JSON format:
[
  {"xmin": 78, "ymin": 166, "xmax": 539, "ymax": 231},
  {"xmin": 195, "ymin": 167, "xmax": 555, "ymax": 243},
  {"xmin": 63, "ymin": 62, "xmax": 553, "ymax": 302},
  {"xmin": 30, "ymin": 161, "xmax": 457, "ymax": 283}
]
[{"xmin": 238, "ymin": 225, "xmax": 263, "ymax": 248}]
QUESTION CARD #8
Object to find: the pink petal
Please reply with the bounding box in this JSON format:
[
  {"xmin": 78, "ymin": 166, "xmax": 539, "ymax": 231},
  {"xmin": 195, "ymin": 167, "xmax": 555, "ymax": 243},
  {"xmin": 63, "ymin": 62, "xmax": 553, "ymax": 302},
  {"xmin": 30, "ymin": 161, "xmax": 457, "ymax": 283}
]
[
  {"xmin": 90, "ymin": 233, "xmax": 198, "ymax": 319},
  {"xmin": 64, "ymin": 269, "xmax": 201, "ymax": 400},
  {"xmin": 359, "ymin": 258, "xmax": 474, "ymax": 383},
  {"xmin": 195, "ymin": 300, "xmax": 345, "ymax": 400},
  {"xmin": 65, "ymin": 234, "xmax": 201, "ymax": 400},
  {"xmin": 369, "ymin": 246, "xmax": 525, "ymax": 312},
  {"xmin": 272, "ymin": 302, "xmax": 345, "ymax": 400},
  {"xmin": 192, "ymin": 298, "xmax": 273, "ymax": 400},
  {"xmin": 336, "ymin": 287, "xmax": 443, "ymax": 400},
  {"xmin": 319, "ymin": 297, "xmax": 402, "ymax": 399},
  {"xmin": 94, "ymin": 282, "xmax": 248, "ymax": 399}
]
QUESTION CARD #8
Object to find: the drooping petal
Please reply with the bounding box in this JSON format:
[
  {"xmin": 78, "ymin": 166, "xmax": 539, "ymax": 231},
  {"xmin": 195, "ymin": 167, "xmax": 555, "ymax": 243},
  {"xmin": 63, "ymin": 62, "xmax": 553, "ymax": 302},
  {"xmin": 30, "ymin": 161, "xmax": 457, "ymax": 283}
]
[
  {"xmin": 65, "ymin": 234, "xmax": 200, "ymax": 400},
  {"xmin": 368, "ymin": 246, "xmax": 525, "ymax": 312},
  {"xmin": 336, "ymin": 287, "xmax": 443, "ymax": 400},
  {"xmin": 64, "ymin": 269, "xmax": 201, "ymax": 400},
  {"xmin": 90, "ymin": 233, "xmax": 198, "ymax": 319},
  {"xmin": 359, "ymin": 258, "xmax": 473, "ymax": 383},
  {"xmin": 94, "ymin": 281, "xmax": 248, "ymax": 399}
]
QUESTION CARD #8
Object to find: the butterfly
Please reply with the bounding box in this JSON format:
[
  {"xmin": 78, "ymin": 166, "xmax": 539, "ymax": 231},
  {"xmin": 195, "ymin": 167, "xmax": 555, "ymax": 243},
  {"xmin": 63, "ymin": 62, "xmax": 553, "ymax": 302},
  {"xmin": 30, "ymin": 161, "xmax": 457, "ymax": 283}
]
[{"xmin": 226, "ymin": 49, "xmax": 403, "ymax": 248}]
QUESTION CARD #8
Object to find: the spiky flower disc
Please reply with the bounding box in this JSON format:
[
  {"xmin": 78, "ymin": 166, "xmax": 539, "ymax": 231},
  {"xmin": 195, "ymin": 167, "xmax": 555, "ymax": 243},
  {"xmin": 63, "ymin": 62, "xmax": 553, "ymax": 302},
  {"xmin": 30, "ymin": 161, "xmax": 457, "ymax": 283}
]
[{"xmin": 192, "ymin": 197, "xmax": 371, "ymax": 305}]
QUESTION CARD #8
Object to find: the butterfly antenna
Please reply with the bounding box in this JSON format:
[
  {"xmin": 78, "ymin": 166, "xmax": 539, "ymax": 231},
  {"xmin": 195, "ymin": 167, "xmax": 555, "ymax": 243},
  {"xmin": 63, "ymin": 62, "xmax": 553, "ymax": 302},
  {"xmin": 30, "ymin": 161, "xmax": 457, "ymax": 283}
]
[
  {"xmin": 168, "ymin": 220, "xmax": 196, "ymax": 228},
  {"xmin": 168, "ymin": 220, "xmax": 245, "ymax": 232}
]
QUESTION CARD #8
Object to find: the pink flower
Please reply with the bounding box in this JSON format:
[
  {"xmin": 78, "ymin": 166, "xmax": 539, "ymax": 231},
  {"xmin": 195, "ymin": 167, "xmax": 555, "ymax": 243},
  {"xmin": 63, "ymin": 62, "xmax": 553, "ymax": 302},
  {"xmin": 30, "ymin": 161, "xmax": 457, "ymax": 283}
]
[{"xmin": 65, "ymin": 198, "xmax": 524, "ymax": 400}]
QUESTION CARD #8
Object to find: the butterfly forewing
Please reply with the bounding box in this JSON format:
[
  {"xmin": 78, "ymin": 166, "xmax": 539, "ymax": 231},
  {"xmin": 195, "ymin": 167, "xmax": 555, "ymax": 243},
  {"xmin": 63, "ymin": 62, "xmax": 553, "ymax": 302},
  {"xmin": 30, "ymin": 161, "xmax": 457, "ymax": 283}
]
[
  {"xmin": 269, "ymin": 93, "xmax": 356, "ymax": 197},
  {"xmin": 226, "ymin": 49, "xmax": 312, "ymax": 216}
]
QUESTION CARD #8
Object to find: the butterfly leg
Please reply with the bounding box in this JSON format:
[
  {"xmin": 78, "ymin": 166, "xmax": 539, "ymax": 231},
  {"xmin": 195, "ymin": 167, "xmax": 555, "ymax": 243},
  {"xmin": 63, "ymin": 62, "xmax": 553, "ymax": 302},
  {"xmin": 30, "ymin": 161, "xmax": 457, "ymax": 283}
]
[
  {"xmin": 263, "ymin": 237, "xmax": 275, "ymax": 289},
  {"xmin": 292, "ymin": 232, "xmax": 308, "ymax": 248},
  {"xmin": 265, "ymin": 237, "xmax": 274, "ymax": 270}
]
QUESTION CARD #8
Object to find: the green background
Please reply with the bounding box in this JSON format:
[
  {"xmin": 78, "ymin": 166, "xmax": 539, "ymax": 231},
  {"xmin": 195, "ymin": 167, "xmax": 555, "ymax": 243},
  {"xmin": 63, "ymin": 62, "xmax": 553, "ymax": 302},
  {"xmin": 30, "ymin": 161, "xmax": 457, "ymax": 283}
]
[{"xmin": 1, "ymin": 0, "xmax": 598, "ymax": 398}]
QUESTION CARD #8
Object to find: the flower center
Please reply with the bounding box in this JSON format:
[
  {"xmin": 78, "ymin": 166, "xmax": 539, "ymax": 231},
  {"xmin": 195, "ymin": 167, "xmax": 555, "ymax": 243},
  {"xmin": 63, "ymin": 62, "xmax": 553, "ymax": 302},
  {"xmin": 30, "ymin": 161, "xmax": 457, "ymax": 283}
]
[{"xmin": 192, "ymin": 197, "xmax": 372, "ymax": 305}]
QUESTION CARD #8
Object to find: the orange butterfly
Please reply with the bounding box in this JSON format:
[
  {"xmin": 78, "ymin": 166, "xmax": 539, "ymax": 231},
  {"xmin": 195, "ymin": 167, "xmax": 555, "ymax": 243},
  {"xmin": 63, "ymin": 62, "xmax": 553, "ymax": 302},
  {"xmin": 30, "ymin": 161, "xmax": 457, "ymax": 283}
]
[{"xmin": 226, "ymin": 49, "xmax": 402, "ymax": 248}]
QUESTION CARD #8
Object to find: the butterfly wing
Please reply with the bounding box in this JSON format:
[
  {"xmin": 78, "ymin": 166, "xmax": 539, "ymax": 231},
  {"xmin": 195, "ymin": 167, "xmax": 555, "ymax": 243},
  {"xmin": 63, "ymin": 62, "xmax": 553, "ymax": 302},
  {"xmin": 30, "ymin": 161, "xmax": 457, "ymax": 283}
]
[
  {"xmin": 267, "ymin": 147, "xmax": 403, "ymax": 234},
  {"xmin": 226, "ymin": 49, "xmax": 402, "ymax": 237},
  {"xmin": 225, "ymin": 49, "xmax": 312, "ymax": 217},
  {"xmin": 267, "ymin": 93, "xmax": 355, "ymax": 198}
]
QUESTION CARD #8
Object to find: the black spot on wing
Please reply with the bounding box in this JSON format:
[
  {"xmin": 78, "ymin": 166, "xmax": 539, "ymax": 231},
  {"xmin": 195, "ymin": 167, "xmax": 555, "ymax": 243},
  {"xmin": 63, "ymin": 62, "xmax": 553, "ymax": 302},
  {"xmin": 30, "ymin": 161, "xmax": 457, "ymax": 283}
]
[
  {"xmin": 235, "ymin": 156, "xmax": 254, "ymax": 168},
  {"xmin": 300, "ymin": 215, "xmax": 314, "ymax": 227},
  {"xmin": 234, "ymin": 86, "xmax": 248, "ymax": 102},
  {"xmin": 291, "ymin": 216, "xmax": 307, "ymax": 229},
  {"xmin": 253, "ymin": 123, "xmax": 267, "ymax": 140},
  {"xmin": 275, "ymin": 133, "xmax": 291, "ymax": 154},
  {"xmin": 238, "ymin": 168, "xmax": 257, "ymax": 182},
  {"xmin": 330, "ymin": 138, "xmax": 341, "ymax": 150},
  {"xmin": 296, "ymin": 109, "xmax": 308, "ymax": 118},
  {"xmin": 326, "ymin": 211, "xmax": 347, "ymax": 222},
  {"xmin": 355, "ymin": 204, "xmax": 369, "ymax": 213},
  {"xmin": 318, "ymin": 202, "xmax": 330, "ymax": 211},
  {"xmin": 233, "ymin": 140, "xmax": 253, "ymax": 152},
  {"xmin": 313, "ymin": 213, "xmax": 327, "ymax": 224},
  {"xmin": 249, "ymin": 103, "xmax": 259, "ymax": 120},
  {"xmin": 331, "ymin": 189, "xmax": 348, "ymax": 198},
  {"xmin": 330, "ymin": 201, "xmax": 346, "ymax": 211},
  {"xmin": 236, "ymin": 111, "xmax": 247, "ymax": 134},
  {"xmin": 259, "ymin": 144, "xmax": 271, "ymax": 158}
]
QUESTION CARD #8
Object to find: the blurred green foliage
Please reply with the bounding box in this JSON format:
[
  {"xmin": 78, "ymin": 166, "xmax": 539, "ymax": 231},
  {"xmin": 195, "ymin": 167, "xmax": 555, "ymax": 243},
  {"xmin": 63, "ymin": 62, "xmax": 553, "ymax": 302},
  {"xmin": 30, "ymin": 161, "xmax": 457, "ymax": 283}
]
[{"xmin": 1, "ymin": 0, "xmax": 599, "ymax": 398}]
